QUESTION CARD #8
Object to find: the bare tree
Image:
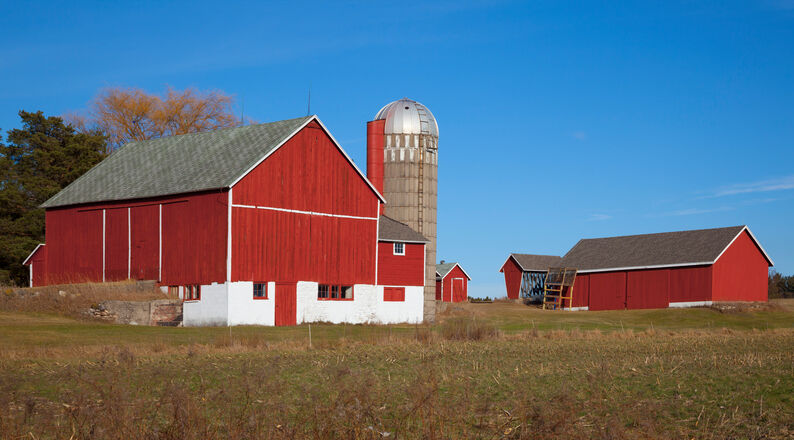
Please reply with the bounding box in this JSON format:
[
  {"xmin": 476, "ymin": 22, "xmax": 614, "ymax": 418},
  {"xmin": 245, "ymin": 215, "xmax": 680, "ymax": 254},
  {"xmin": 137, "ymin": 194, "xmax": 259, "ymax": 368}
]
[{"xmin": 67, "ymin": 86, "xmax": 244, "ymax": 151}]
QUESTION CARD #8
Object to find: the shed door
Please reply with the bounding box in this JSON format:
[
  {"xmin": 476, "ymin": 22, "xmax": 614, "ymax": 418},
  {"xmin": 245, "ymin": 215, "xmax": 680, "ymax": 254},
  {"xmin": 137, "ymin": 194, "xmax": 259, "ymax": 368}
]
[
  {"xmin": 589, "ymin": 272, "xmax": 627, "ymax": 311},
  {"xmin": 275, "ymin": 282, "xmax": 297, "ymax": 326},
  {"xmin": 453, "ymin": 278, "xmax": 465, "ymax": 302}
]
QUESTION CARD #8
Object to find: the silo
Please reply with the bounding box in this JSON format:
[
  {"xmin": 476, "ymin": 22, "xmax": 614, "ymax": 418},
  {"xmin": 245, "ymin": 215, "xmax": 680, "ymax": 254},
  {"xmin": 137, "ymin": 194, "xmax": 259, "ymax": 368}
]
[{"xmin": 367, "ymin": 98, "xmax": 439, "ymax": 322}]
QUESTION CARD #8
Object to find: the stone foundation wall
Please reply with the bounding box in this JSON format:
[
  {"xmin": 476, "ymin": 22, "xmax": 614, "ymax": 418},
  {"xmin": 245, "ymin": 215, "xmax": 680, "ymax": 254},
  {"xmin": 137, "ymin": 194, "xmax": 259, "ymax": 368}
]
[{"xmin": 91, "ymin": 299, "xmax": 182, "ymax": 326}]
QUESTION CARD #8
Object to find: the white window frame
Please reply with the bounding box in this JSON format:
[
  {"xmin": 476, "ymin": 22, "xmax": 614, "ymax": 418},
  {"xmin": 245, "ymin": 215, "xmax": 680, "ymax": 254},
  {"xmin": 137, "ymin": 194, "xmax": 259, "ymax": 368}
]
[{"xmin": 393, "ymin": 242, "xmax": 405, "ymax": 256}]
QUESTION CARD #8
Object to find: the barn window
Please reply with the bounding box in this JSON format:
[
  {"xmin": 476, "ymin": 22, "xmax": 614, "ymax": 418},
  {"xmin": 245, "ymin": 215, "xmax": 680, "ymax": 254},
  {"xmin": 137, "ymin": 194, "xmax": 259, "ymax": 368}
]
[
  {"xmin": 318, "ymin": 284, "xmax": 354, "ymax": 300},
  {"xmin": 184, "ymin": 285, "xmax": 200, "ymax": 301},
  {"xmin": 384, "ymin": 287, "xmax": 405, "ymax": 301},
  {"xmin": 393, "ymin": 242, "xmax": 405, "ymax": 255},
  {"xmin": 253, "ymin": 283, "xmax": 267, "ymax": 299}
]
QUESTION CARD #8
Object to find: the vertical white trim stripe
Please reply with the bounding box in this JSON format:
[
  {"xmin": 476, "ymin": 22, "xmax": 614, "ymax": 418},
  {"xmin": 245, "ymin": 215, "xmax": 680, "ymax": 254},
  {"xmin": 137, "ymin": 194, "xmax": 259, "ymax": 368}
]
[
  {"xmin": 374, "ymin": 200, "xmax": 379, "ymax": 285},
  {"xmin": 102, "ymin": 209, "xmax": 106, "ymax": 283},
  {"xmin": 158, "ymin": 204, "xmax": 162, "ymax": 282},
  {"xmin": 127, "ymin": 207, "xmax": 131, "ymax": 279},
  {"xmin": 29, "ymin": 263, "xmax": 33, "ymax": 288},
  {"xmin": 226, "ymin": 189, "xmax": 233, "ymax": 283}
]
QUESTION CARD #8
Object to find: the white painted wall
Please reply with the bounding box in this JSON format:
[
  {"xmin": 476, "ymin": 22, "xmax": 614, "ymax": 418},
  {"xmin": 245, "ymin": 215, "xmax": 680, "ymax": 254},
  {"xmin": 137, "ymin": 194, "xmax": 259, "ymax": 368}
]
[
  {"xmin": 296, "ymin": 282, "xmax": 423, "ymax": 325},
  {"xmin": 182, "ymin": 281, "xmax": 423, "ymax": 326},
  {"xmin": 183, "ymin": 282, "xmax": 229, "ymax": 326},
  {"xmin": 227, "ymin": 281, "xmax": 275, "ymax": 326}
]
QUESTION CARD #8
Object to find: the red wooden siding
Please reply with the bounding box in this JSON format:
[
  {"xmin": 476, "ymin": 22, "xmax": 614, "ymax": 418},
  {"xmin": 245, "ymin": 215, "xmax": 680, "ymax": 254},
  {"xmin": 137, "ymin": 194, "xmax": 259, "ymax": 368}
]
[
  {"xmin": 160, "ymin": 192, "xmax": 227, "ymax": 286},
  {"xmin": 45, "ymin": 208, "xmax": 103, "ymax": 284},
  {"xmin": 626, "ymin": 269, "xmax": 670, "ymax": 310},
  {"xmin": 588, "ymin": 272, "xmax": 626, "ymax": 311},
  {"xmin": 500, "ymin": 257, "xmax": 522, "ymax": 300},
  {"xmin": 712, "ymin": 231, "xmax": 769, "ymax": 302},
  {"xmin": 104, "ymin": 208, "xmax": 128, "ymax": 281},
  {"xmin": 130, "ymin": 204, "xmax": 159, "ymax": 280},
  {"xmin": 669, "ymin": 266, "xmax": 712, "ymax": 303},
  {"xmin": 275, "ymin": 282, "xmax": 297, "ymax": 326},
  {"xmin": 384, "ymin": 286, "xmax": 406, "ymax": 301},
  {"xmin": 233, "ymin": 121, "xmax": 378, "ymax": 218},
  {"xmin": 569, "ymin": 274, "xmax": 589, "ymax": 308},
  {"xmin": 27, "ymin": 245, "xmax": 48, "ymax": 287},
  {"xmin": 435, "ymin": 279, "xmax": 442, "ymax": 300},
  {"xmin": 231, "ymin": 208, "xmax": 376, "ymax": 284},
  {"xmin": 441, "ymin": 265, "xmax": 469, "ymax": 303},
  {"xmin": 43, "ymin": 191, "xmax": 227, "ymax": 287},
  {"xmin": 377, "ymin": 242, "xmax": 424, "ymax": 286}
]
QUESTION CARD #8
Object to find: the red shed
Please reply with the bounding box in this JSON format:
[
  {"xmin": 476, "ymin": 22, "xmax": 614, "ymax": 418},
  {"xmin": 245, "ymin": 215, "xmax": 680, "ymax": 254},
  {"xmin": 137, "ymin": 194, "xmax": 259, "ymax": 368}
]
[
  {"xmin": 27, "ymin": 115, "xmax": 428, "ymax": 326},
  {"xmin": 499, "ymin": 254, "xmax": 561, "ymax": 300},
  {"xmin": 435, "ymin": 261, "xmax": 471, "ymax": 302},
  {"xmin": 558, "ymin": 225, "xmax": 773, "ymax": 310},
  {"xmin": 22, "ymin": 244, "xmax": 47, "ymax": 287}
]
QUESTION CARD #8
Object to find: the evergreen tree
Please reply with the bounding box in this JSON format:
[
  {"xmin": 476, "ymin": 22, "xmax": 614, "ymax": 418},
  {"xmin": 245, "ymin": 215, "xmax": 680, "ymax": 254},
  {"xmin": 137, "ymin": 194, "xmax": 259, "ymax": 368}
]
[{"xmin": 0, "ymin": 111, "xmax": 106, "ymax": 285}]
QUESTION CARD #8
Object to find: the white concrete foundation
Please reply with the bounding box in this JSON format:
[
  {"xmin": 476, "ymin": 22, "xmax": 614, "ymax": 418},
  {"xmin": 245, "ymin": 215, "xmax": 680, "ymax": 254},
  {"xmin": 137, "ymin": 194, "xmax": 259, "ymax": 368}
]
[
  {"xmin": 181, "ymin": 281, "xmax": 424, "ymax": 326},
  {"xmin": 296, "ymin": 282, "xmax": 423, "ymax": 325},
  {"xmin": 668, "ymin": 301, "xmax": 713, "ymax": 308},
  {"xmin": 183, "ymin": 282, "xmax": 229, "ymax": 326}
]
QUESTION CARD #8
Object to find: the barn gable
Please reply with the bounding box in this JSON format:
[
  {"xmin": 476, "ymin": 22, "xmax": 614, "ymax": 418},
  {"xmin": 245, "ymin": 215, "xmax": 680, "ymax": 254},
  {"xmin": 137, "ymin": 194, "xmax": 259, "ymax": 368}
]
[{"xmin": 231, "ymin": 120, "xmax": 383, "ymax": 216}]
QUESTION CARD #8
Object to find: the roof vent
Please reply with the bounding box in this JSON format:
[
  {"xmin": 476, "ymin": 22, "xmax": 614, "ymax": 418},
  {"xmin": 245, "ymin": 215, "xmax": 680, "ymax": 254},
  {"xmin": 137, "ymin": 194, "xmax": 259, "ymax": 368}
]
[{"xmin": 440, "ymin": 260, "xmax": 445, "ymax": 264}]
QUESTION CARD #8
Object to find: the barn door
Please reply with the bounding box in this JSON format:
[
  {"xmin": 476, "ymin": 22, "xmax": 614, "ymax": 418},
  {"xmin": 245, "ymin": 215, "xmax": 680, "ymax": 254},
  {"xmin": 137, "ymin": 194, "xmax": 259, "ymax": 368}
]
[
  {"xmin": 274, "ymin": 282, "xmax": 297, "ymax": 326},
  {"xmin": 453, "ymin": 278, "xmax": 465, "ymax": 302}
]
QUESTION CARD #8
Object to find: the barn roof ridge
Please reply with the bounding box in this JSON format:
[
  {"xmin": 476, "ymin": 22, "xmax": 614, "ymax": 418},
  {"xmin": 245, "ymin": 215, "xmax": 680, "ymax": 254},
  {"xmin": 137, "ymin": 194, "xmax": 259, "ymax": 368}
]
[
  {"xmin": 559, "ymin": 225, "xmax": 773, "ymax": 272},
  {"xmin": 41, "ymin": 115, "xmax": 386, "ymax": 208}
]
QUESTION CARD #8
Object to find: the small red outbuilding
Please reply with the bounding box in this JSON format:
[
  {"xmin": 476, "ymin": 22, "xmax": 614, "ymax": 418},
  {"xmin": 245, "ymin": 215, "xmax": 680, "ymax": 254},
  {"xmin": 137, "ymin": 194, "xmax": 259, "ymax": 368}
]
[
  {"xmin": 435, "ymin": 261, "xmax": 471, "ymax": 302},
  {"xmin": 503, "ymin": 225, "xmax": 773, "ymax": 311},
  {"xmin": 499, "ymin": 254, "xmax": 561, "ymax": 300}
]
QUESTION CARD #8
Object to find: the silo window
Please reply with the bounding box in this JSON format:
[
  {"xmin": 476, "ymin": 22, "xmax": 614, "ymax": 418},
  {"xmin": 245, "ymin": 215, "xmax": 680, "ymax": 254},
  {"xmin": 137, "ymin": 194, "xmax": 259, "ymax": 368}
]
[{"xmin": 393, "ymin": 242, "xmax": 405, "ymax": 255}]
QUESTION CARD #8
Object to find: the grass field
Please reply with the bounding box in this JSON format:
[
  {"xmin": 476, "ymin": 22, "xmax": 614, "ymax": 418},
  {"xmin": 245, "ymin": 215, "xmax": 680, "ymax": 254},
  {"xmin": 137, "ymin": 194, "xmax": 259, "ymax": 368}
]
[{"xmin": 1, "ymin": 293, "xmax": 793, "ymax": 439}]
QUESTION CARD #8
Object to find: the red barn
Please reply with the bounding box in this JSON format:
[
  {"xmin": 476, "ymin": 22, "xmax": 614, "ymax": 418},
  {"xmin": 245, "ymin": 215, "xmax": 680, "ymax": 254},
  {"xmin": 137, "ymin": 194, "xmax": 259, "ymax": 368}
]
[
  {"xmin": 499, "ymin": 254, "xmax": 561, "ymax": 300},
  {"xmin": 435, "ymin": 261, "xmax": 471, "ymax": 302},
  {"xmin": 503, "ymin": 226, "xmax": 773, "ymax": 311},
  {"xmin": 23, "ymin": 116, "xmax": 428, "ymax": 326}
]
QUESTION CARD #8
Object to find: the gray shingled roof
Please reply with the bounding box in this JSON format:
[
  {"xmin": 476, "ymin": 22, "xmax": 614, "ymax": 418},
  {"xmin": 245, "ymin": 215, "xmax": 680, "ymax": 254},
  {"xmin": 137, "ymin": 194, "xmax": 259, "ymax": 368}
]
[
  {"xmin": 378, "ymin": 216, "xmax": 428, "ymax": 243},
  {"xmin": 42, "ymin": 116, "xmax": 314, "ymax": 208},
  {"xmin": 559, "ymin": 225, "xmax": 772, "ymax": 272},
  {"xmin": 436, "ymin": 261, "xmax": 471, "ymax": 280},
  {"xmin": 508, "ymin": 254, "xmax": 562, "ymax": 272}
]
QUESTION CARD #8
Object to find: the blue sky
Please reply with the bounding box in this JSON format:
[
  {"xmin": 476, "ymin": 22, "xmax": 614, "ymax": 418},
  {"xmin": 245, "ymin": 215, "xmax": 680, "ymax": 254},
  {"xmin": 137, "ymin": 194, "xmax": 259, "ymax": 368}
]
[{"xmin": 1, "ymin": 1, "xmax": 792, "ymax": 297}]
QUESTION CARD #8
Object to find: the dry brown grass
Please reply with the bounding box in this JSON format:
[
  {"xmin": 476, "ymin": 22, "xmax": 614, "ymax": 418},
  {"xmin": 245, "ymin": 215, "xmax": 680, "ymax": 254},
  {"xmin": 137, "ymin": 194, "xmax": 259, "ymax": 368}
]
[
  {"xmin": 0, "ymin": 281, "xmax": 172, "ymax": 318},
  {"xmin": 439, "ymin": 315, "xmax": 501, "ymax": 340},
  {"xmin": 0, "ymin": 328, "xmax": 792, "ymax": 439}
]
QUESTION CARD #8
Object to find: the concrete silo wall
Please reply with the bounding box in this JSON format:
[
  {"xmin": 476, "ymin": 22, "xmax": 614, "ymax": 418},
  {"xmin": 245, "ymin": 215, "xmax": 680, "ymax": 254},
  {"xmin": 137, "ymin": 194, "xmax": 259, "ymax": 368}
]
[{"xmin": 383, "ymin": 133, "xmax": 438, "ymax": 322}]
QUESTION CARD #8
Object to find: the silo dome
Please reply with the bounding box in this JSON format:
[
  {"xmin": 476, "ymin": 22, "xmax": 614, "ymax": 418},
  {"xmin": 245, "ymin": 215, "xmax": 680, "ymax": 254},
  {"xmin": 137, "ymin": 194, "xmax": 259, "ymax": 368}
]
[{"xmin": 375, "ymin": 98, "xmax": 438, "ymax": 138}]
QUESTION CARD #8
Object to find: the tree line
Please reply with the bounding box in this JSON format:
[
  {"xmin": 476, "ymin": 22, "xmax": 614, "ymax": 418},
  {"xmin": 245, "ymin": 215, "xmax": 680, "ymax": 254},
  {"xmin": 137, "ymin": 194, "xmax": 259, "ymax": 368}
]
[
  {"xmin": 769, "ymin": 270, "xmax": 794, "ymax": 299},
  {"xmin": 0, "ymin": 87, "xmax": 242, "ymax": 285}
]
